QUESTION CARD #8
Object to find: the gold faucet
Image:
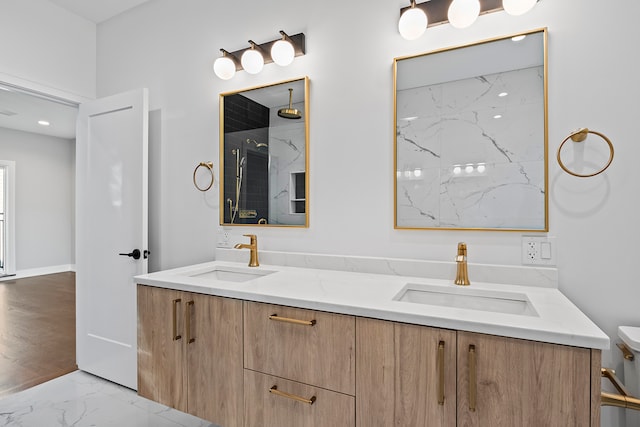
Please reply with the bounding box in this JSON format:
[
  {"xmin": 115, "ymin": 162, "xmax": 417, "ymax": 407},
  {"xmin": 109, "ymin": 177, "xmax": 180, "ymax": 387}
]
[
  {"xmin": 454, "ymin": 242, "xmax": 470, "ymax": 286},
  {"xmin": 234, "ymin": 234, "xmax": 259, "ymax": 267}
]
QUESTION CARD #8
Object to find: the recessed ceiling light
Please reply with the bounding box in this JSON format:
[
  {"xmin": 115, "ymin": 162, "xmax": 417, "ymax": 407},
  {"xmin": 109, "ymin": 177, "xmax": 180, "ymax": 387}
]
[
  {"xmin": 498, "ymin": 92, "xmax": 508, "ymax": 97},
  {"xmin": 493, "ymin": 114, "xmax": 502, "ymax": 119},
  {"xmin": 38, "ymin": 120, "xmax": 50, "ymax": 126},
  {"xmin": 512, "ymin": 35, "xmax": 526, "ymax": 42}
]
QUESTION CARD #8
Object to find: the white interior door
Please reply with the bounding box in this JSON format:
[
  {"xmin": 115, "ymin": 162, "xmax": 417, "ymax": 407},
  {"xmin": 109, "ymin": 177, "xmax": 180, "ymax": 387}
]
[{"xmin": 76, "ymin": 88, "xmax": 148, "ymax": 390}]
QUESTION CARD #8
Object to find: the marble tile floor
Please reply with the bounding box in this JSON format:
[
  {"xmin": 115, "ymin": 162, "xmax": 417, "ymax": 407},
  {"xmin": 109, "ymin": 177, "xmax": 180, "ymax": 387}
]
[{"xmin": 0, "ymin": 371, "xmax": 220, "ymax": 427}]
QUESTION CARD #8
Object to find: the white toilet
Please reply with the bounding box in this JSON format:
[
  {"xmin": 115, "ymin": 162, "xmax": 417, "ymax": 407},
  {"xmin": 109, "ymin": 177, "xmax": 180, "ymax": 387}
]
[{"xmin": 618, "ymin": 326, "xmax": 640, "ymax": 427}]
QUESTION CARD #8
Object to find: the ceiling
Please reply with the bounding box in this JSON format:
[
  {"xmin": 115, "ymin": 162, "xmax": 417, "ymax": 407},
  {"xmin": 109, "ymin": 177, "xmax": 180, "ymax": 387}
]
[
  {"xmin": 0, "ymin": 85, "xmax": 78, "ymax": 139},
  {"xmin": 47, "ymin": 0, "xmax": 152, "ymax": 24}
]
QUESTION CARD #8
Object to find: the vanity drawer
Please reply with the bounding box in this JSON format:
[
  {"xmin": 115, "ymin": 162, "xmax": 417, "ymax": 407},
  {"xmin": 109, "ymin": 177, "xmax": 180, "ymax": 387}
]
[
  {"xmin": 243, "ymin": 301, "xmax": 356, "ymax": 395},
  {"xmin": 244, "ymin": 369, "xmax": 355, "ymax": 427}
]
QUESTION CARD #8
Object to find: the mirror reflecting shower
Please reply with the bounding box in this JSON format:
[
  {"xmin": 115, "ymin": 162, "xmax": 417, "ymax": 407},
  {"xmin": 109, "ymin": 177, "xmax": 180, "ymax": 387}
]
[{"xmin": 220, "ymin": 77, "xmax": 309, "ymax": 227}]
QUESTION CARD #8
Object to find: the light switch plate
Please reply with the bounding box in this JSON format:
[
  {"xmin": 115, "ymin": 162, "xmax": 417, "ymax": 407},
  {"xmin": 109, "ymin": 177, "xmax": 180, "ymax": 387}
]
[{"xmin": 522, "ymin": 236, "xmax": 557, "ymax": 266}]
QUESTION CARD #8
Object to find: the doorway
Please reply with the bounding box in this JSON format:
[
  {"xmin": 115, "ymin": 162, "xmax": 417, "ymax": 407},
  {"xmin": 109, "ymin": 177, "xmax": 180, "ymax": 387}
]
[{"xmin": 0, "ymin": 82, "xmax": 78, "ymax": 278}]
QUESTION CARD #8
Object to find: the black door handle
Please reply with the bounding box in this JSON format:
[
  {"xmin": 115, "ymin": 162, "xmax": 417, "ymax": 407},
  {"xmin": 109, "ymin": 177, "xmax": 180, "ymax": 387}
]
[{"xmin": 119, "ymin": 249, "xmax": 141, "ymax": 260}]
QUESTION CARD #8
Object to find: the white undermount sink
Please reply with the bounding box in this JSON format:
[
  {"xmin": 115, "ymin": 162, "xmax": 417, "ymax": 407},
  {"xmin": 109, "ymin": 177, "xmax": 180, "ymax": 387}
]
[
  {"xmin": 181, "ymin": 265, "xmax": 276, "ymax": 283},
  {"xmin": 393, "ymin": 283, "xmax": 538, "ymax": 317}
]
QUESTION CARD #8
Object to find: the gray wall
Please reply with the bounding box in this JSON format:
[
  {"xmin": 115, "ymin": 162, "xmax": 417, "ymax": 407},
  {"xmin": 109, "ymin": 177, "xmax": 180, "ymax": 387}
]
[{"xmin": 0, "ymin": 127, "xmax": 75, "ymax": 271}]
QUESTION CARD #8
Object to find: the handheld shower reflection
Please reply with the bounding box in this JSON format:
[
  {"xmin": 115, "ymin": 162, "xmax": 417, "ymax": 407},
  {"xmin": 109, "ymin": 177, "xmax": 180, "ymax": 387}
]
[{"xmin": 227, "ymin": 149, "xmax": 245, "ymax": 223}]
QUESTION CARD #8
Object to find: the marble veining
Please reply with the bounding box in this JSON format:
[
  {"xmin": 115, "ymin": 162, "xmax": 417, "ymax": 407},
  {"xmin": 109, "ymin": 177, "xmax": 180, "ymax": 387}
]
[
  {"xmin": 0, "ymin": 371, "xmax": 217, "ymax": 427},
  {"xmin": 268, "ymin": 102, "xmax": 306, "ymax": 225},
  {"xmin": 396, "ymin": 66, "xmax": 545, "ymax": 229}
]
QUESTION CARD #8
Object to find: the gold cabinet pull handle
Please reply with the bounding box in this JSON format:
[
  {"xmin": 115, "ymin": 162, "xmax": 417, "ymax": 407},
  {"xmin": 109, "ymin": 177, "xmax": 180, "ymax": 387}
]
[
  {"xmin": 437, "ymin": 340, "xmax": 445, "ymax": 405},
  {"xmin": 186, "ymin": 300, "xmax": 195, "ymax": 343},
  {"xmin": 268, "ymin": 314, "xmax": 316, "ymax": 326},
  {"xmin": 617, "ymin": 343, "xmax": 635, "ymax": 361},
  {"xmin": 269, "ymin": 385, "xmax": 316, "ymax": 405},
  {"xmin": 172, "ymin": 298, "xmax": 182, "ymax": 341},
  {"xmin": 468, "ymin": 344, "xmax": 477, "ymax": 412}
]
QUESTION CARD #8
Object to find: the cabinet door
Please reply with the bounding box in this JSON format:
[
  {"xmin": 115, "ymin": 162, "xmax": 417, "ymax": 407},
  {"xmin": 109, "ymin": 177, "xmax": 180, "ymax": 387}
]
[
  {"xmin": 457, "ymin": 331, "xmax": 591, "ymax": 427},
  {"xmin": 244, "ymin": 369, "xmax": 355, "ymax": 427},
  {"xmin": 244, "ymin": 301, "xmax": 356, "ymax": 395},
  {"xmin": 186, "ymin": 293, "xmax": 243, "ymax": 427},
  {"xmin": 137, "ymin": 285, "xmax": 186, "ymax": 411},
  {"xmin": 356, "ymin": 318, "xmax": 456, "ymax": 427}
]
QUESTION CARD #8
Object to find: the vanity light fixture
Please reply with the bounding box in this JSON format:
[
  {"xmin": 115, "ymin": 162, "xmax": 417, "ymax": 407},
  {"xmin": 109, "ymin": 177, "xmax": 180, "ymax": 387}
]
[
  {"xmin": 398, "ymin": 0, "xmax": 540, "ymax": 39},
  {"xmin": 241, "ymin": 41, "xmax": 264, "ymax": 75},
  {"xmin": 213, "ymin": 49, "xmax": 237, "ymax": 80},
  {"xmin": 448, "ymin": 0, "xmax": 480, "ymax": 29},
  {"xmin": 503, "ymin": 0, "xmax": 537, "ymax": 16},
  {"xmin": 399, "ymin": 0, "xmax": 428, "ymax": 40},
  {"xmin": 271, "ymin": 31, "xmax": 296, "ymax": 66},
  {"xmin": 213, "ymin": 31, "xmax": 306, "ymax": 80}
]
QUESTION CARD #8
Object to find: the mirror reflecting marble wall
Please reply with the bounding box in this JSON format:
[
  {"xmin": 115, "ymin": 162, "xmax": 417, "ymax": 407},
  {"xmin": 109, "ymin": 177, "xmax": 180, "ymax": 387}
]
[{"xmin": 395, "ymin": 29, "xmax": 548, "ymax": 231}]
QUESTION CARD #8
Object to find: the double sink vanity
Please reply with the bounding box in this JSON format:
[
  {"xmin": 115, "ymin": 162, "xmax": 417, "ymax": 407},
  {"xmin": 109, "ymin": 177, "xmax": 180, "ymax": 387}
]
[
  {"xmin": 134, "ymin": 26, "xmax": 615, "ymax": 427},
  {"xmin": 134, "ymin": 246, "xmax": 609, "ymax": 427}
]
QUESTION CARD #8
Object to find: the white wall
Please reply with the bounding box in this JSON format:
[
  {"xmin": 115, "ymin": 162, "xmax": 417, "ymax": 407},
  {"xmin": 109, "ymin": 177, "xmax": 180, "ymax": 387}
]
[
  {"xmin": 0, "ymin": 0, "xmax": 96, "ymax": 101},
  {"xmin": 96, "ymin": 2, "xmax": 639, "ymax": 425},
  {"xmin": 0, "ymin": 127, "xmax": 75, "ymax": 271}
]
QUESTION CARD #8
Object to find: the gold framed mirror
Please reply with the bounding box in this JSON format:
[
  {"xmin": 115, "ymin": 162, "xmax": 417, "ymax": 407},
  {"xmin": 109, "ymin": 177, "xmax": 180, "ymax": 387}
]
[
  {"xmin": 394, "ymin": 29, "xmax": 548, "ymax": 231},
  {"xmin": 219, "ymin": 76, "xmax": 309, "ymax": 227}
]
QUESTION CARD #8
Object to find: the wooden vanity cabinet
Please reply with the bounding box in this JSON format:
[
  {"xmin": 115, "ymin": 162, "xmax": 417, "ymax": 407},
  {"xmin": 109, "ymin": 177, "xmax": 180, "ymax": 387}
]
[
  {"xmin": 356, "ymin": 318, "xmax": 457, "ymax": 427},
  {"xmin": 244, "ymin": 370, "xmax": 355, "ymax": 427},
  {"xmin": 243, "ymin": 301, "xmax": 356, "ymax": 427},
  {"xmin": 456, "ymin": 331, "xmax": 592, "ymax": 427},
  {"xmin": 357, "ymin": 318, "xmax": 597, "ymax": 427},
  {"xmin": 137, "ymin": 285, "xmax": 243, "ymax": 427}
]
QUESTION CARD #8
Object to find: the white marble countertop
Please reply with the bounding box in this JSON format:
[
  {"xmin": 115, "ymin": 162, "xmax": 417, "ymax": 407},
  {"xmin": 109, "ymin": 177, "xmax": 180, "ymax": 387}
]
[{"xmin": 134, "ymin": 259, "xmax": 609, "ymax": 350}]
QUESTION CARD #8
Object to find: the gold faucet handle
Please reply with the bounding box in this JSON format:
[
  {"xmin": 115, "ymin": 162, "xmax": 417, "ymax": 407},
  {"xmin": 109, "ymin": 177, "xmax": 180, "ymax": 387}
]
[
  {"xmin": 243, "ymin": 234, "xmax": 257, "ymax": 244},
  {"xmin": 457, "ymin": 242, "xmax": 467, "ymax": 254}
]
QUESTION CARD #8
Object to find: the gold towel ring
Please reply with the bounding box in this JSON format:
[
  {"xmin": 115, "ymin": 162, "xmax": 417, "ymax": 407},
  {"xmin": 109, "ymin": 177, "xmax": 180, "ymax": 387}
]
[
  {"xmin": 193, "ymin": 162, "xmax": 214, "ymax": 191},
  {"xmin": 557, "ymin": 128, "xmax": 614, "ymax": 178}
]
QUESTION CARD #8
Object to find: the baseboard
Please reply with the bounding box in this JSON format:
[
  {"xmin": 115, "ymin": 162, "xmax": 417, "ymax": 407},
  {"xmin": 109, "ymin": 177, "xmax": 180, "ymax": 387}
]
[{"xmin": 0, "ymin": 264, "xmax": 75, "ymax": 281}]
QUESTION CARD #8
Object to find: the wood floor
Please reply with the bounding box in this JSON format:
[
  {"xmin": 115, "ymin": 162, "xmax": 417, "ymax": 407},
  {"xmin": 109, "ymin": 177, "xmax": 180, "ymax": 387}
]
[{"xmin": 0, "ymin": 272, "xmax": 76, "ymax": 398}]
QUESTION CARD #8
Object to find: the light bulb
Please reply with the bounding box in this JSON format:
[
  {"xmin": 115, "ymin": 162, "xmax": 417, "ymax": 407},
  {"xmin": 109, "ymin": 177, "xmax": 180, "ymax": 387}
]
[
  {"xmin": 453, "ymin": 166, "xmax": 462, "ymax": 175},
  {"xmin": 241, "ymin": 49, "xmax": 264, "ymax": 74},
  {"xmin": 448, "ymin": 0, "xmax": 480, "ymax": 29},
  {"xmin": 213, "ymin": 56, "xmax": 236, "ymax": 80},
  {"xmin": 399, "ymin": 6, "xmax": 428, "ymax": 40},
  {"xmin": 502, "ymin": 0, "xmax": 537, "ymax": 16},
  {"xmin": 271, "ymin": 39, "xmax": 295, "ymax": 66}
]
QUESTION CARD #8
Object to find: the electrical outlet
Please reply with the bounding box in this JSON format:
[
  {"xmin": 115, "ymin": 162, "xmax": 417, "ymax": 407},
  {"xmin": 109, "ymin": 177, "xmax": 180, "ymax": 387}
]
[
  {"xmin": 522, "ymin": 236, "xmax": 557, "ymax": 266},
  {"xmin": 217, "ymin": 227, "xmax": 232, "ymax": 248}
]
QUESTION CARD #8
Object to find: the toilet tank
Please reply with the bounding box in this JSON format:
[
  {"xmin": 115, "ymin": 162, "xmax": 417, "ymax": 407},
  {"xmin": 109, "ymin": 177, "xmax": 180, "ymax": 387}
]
[{"xmin": 618, "ymin": 326, "xmax": 640, "ymax": 427}]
